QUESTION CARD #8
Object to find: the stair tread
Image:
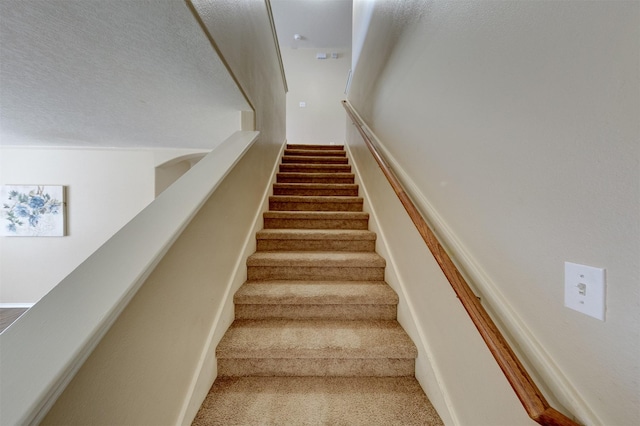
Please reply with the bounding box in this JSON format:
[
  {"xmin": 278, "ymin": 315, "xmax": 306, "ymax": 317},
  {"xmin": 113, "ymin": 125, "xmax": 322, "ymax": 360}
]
[
  {"xmin": 193, "ymin": 377, "xmax": 443, "ymax": 426},
  {"xmin": 282, "ymin": 156, "xmax": 349, "ymax": 163},
  {"xmin": 247, "ymin": 251, "xmax": 385, "ymax": 267},
  {"xmin": 273, "ymin": 183, "xmax": 357, "ymax": 189},
  {"xmin": 276, "ymin": 173, "xmax": 355, "ymax": 184},
  {"xmin": 269, "ymin": 195, "xmax": 363, "ymax": 202},
  {"xmin": 256, "ymin": 229, "xmax": 375, "ymax": 240},
  {"xmin": 284, "ymin": 149, "xmax": 346, "ymax": 156},
  {"xmin": 281, "ymin": 162, "xmax": 349, "ymax": 167},
  {"xmin": 235, "ymin": 281, "xmax": 398, "ymax": 305},
  {"xmin": 273, "ymin": 183, "xmax": 359, "ymax": 196},
  {"xmin": 269, "ymin": 196, "xmax": 363, "ymax": 212},
  {"xmin": 277, "ymin": 172, "xmax": 354, "ymax": 178},
  {"xmin": 217, "ymin": 319, "xmax": 417, "ymax": 359},
  {"xmin": 247, "ymin": 279, "xmax": 386, "ymax": 285},
  {"xmin": 287, "ymin": 144, "xmax": 344, "ymax": 150},
  {"xmin": 280, "ymin": 164, "xmax": 351, "ymax": 170},
  {"xmin": 264, "ymin": 211, "xmax": 368, "ymax": 219},
  {"xmin": 263, "ymin": 211, "xmax": 370, "ymax": 230}
]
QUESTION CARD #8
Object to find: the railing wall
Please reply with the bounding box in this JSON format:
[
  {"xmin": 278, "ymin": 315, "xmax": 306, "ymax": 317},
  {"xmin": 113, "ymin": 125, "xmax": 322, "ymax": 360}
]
[{"xmin": 0, "ymin": 131, "xmax": 270, "ymax": 425}]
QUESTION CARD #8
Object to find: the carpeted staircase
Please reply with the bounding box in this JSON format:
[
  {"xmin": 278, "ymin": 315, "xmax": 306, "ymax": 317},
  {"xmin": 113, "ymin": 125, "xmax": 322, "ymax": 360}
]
[{"xmin": 193, "ymin": 145, "xmax": 443, "ymax": 425}]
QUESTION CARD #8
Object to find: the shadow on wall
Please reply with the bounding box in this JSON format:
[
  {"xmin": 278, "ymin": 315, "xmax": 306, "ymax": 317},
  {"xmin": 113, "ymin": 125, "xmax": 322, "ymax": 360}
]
[{"xmin": 155, "ymin": 154, "xmax": 207, "ymax": 197}]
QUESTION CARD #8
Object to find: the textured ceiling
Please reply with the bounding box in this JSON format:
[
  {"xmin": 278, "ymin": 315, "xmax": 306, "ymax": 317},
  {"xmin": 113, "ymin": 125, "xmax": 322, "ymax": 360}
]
[
  {"xmin": 0, "ymin": 0, "xmax": 249, "ymax": 149},
  {"xmin": 271, "ymin": 0, "xmax": 352, "ymax": 49}
]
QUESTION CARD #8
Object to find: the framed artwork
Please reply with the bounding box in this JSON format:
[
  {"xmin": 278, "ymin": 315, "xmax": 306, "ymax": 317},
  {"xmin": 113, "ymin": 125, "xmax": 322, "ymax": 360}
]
[{"xmin": 1, "ymin": 185, "xmax": 66, "ymax": 237}]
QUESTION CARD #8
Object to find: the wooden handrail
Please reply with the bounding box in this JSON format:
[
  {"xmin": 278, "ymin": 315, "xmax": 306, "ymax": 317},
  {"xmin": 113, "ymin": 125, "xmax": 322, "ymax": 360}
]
[{"xmin": 342, "ymin": 100, "xmax": 579, "ymax": 426}]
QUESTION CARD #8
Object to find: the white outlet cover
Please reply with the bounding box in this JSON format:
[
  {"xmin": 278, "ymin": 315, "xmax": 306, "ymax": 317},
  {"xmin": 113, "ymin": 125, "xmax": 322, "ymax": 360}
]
[{"xmin": 564, "ymin": 262, "xmax": 606, "ymax": 321}]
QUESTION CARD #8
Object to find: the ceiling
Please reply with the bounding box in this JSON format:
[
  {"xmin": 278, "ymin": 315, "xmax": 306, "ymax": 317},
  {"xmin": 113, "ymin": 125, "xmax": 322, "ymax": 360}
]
[
  {"xmin": 271, "ymin": 0, "xmax": 352, "ymax": 49},
  {"xmin": 0, "ymin": 0, "xmax": 353, "ymax": 150},
  {"xmin": 0, "ymin": 0, "xmax": 249, "ymax": 149}
]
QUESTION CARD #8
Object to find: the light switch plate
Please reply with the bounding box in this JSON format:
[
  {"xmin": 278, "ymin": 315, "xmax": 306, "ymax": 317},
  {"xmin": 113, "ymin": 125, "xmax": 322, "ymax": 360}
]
[{"xmin": 564, "ymin": 262, "xmax": 606, "ymax": 320}]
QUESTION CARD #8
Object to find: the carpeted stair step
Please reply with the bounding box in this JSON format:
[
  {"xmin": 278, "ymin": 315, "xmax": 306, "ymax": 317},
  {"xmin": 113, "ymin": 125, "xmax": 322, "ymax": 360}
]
[
  {"xmin": 192, "ymin": 376, "xmax": 443, "ymax": 426},
  {"xmin": 195, "ymin": 144, "xmax": 444, "ymax": 425},
  {"xmin": 287, "ymin": 144, "xmax": 343, "ymax": 150},
  {"xmin": 273, "ymin": 183, "xmax": 358, "ymax": 197},
  {"xmin": 276, "ymin": 172, "xmax": 355, "ymax": 184},
  {"xmin": 284, "ymin": 148, "xmax": 346, "ymax": 157},
  {"xmin": 216, "ymin": 319, "xmax": 417, "ymax": 376},
  {"xmin": 282, "ymin": 155, "xmax": 349, "ymax": 164},
  {"xmin": 279, "ymin": 163, "xmax": 352, "ymax": 173},
  {"xmin": 256, "ymin": 229, "xmax": 375, "ymax": 252},
  {"xmin": 234, "ymin": 281, "xmax": 398, "ymax": 320},
  {"xmin": 247, "ymin": 252, "xmax": 385, "ymax": 281},
  {"xmin": 269, "ymin": 195, "xmax": 363, "ymax": 212},
  {"xmin": 263, "ymin": 211, "xmax": 369, "ymax": 230}
]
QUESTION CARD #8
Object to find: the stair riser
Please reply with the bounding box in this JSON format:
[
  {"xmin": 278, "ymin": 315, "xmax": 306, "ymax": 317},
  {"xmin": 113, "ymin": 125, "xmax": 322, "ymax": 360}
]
[
  {"xmin": 273, "ymin": 188, "xmax": 358, "ymax": 196},
  {"xmin": 269, "ymin": 200, "xmax": 363, "ymax": 212},
  {"xmin": 247, "ymin": 266, "xmax": 385, "ymax": 281},
  {"xmin": 263, "ymin": 217, "xmax": 369, "ymax": 230},
  {"xmin": 280, "ymin": 165, "xmax": 351, "ymax": 173},
  {"xmin": 277, "ymin": 174, "xmax": 355, "ymax": 184},
  {"xmin": 257, "ymin": 239, "xmax": 375, "ymax": 252},
  {"xmin": 284, "ymin": 150, "xmax": 346, "ymax": 157},
  {"xmin": 235, "ymin": 304, "xmax": 397, "ymax": 320},
  {"xmin": 217, "ymin": 358, "xmax": 414, "ymax": 377},
  {"xmin": 282, "ymin": 157, "xmax": 349, "ymax": 164}
]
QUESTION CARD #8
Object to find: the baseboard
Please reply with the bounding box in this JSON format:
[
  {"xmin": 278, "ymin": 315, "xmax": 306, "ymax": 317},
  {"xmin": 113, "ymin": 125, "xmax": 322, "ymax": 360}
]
[
  {"xmin": 0, "ymin": 303, "xmax": 35, "ymax": 308},
  {"xmin": 346, "ymin": 112, "xmax": 598, "ymax": 425},
  {"xmin": 177, "ymin": 140, "xmax": 287, "ymax": 426}
]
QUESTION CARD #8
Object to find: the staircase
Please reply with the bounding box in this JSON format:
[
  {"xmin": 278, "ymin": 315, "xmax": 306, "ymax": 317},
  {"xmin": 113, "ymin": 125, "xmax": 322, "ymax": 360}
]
[{"xmin": 193, "ymin": 145, "xmax": 443, "ymax": 425}]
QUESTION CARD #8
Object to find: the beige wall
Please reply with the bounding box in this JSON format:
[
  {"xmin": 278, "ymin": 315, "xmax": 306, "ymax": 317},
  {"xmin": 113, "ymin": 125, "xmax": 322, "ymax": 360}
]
[
  {"xmin": 192, "ymin": 0, "xmax": 286, "ymax": 152},
  {"xmin": 155, "ymin": 153, "xmax": 207, "ymax": 196},
  {"xmin": 0, "ymin": 148, "xmax": 216, "ymax": 303},
  {"xmin": 41, "ymin": 140, "xmax": 276, "ymax": 425},
  {"xmin": 0, "ymin": 148, "xmax": 156, "ymax": 303},
  {"xmin": 347, "ymin": 124, "xmax": 534, "ymax": 426},
  {"xmin": 0, "ymin": 0, "xmax": 248, "ymax": 150},
  {"xmin": 41, "ymin": 1, "xmax": 286, "ymax": 424},
  {"xmin": 349, "ymin": 1, "xmax": 639, "ymax": 425},
  {"xmin": 281, "ymin": 47, "xmax": 351, "ymax": 145}
]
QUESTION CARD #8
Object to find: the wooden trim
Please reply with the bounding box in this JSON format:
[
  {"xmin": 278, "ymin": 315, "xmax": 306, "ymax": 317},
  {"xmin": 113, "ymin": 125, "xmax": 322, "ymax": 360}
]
[{"xmin": 342, "ymin": 100, "xmax": 579, "ymax": 426}]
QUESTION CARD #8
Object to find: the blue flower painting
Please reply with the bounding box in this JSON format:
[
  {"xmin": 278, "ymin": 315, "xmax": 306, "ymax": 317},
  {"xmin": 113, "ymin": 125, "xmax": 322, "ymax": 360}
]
[{"xmin": 1, "ymin": 185, "xmax": 65, "ymax": 236}]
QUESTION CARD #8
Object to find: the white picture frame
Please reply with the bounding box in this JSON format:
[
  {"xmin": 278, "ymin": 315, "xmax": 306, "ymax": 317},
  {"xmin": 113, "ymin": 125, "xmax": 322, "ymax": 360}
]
[{"xmin": 1, "ymin": 185, "xmax": 66, "ymax": 237}]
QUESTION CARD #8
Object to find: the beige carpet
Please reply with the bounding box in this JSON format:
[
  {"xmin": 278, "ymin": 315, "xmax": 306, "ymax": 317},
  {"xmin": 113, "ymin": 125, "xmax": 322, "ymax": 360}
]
[
  {"xmin": 193, "ymin": 377, "xmax": 442, "ymax": 426},
  {"xmin": 192, "ymin": 145, "xmax": 443, "ymax": 425}
]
